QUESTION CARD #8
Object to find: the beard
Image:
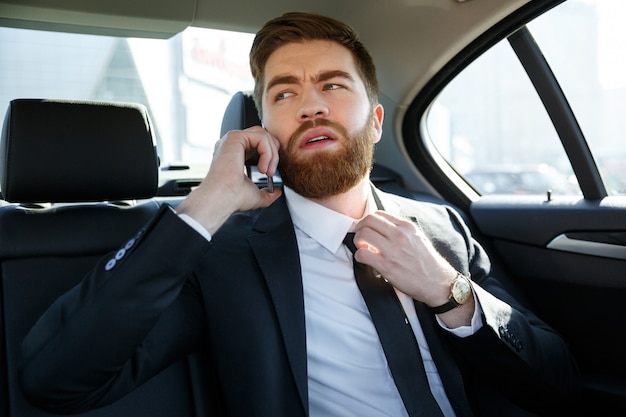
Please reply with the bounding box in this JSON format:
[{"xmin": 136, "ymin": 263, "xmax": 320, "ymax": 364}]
[{"xmin": 277, "ymin": 114, "xmax": 376, "ymax": 199}]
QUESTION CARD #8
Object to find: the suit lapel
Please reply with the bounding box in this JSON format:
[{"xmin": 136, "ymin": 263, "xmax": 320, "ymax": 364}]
[{"xmin": 248, "ymin": 195, "xmax": 309, "ymax": 414}]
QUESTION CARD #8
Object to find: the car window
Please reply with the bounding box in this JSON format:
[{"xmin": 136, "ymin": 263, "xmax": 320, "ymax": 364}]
[
  {"xmin": 0, "ymin": 26, "xmax": 255, "ymax": 167},
  {"xmin": 425, "ymin": 0, "xmax": 624, "ymax": 196},
  {"xmin": 530, "ymin": 0, "xmax": 626, "ymax": 195}
]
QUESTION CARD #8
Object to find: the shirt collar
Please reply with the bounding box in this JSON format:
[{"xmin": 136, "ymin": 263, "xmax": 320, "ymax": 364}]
[{"xmin": 284, "ymin": 186, "xmax": 376, "ymax": 254}]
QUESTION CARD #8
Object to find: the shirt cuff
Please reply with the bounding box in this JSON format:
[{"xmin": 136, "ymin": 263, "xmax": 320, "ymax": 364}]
[
  {"xmin": 178, "ymin": 213, "xmax": 212, "ymax": 241},
  {"xmin": 435, "ymin": 288, "xmax": 483, "ymax": 337}
]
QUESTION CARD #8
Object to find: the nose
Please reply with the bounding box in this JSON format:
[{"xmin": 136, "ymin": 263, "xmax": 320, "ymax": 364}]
[{"xmin": 297, "ymin": 89, "xmax": 329, "ymax": 121}]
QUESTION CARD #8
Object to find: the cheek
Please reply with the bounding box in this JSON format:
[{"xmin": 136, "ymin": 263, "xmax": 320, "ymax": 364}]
[
  {"xmin": 335, "ymin": 97, "xmax": 371, "ymax": 129},
  {"xmin": 262, "ymin": 117, "xmax": 292, "ymax": 147},
  {"xmin": 342, "ymin": 111, "xmax": 372, "ymax": 137}
]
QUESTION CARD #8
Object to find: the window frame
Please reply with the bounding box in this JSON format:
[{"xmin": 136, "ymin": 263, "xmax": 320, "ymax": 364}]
[
  {"xmin": 401, "ymin": 0, "xmax": 609, "ymax": 209},
  {"xmin": 507, "ymin": 26, "xmax": 605, "ymax": 199}
]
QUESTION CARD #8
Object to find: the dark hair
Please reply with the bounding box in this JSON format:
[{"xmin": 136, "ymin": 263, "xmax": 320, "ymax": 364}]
[{"xmin": 249, "ymin": 12, "xmax": 379, "ymax": 117}]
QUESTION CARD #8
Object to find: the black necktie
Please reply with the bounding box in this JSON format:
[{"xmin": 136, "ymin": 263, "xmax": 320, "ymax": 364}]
[{"xmin": 343, "ymin": 232, "xmax": 444, "ymax": 417}]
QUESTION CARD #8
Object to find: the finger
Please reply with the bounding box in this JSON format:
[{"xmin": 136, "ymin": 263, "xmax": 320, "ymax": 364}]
[
  {"xmin": 354, "ymin": 212, "xmax": 395, "ymax": 235},
  {"xmin": 354, "ymin": 212, "xmax": 420, "ymax": 263},
  {"xmin": 353, "ymin": 212, "xmax": 400, "ymax": 251},
  {"xmin": 359, "ymin": 212, "xmax": 422, "ymax": 246},
  {"xmin": 248, "ymin": 128, "xmax": 280, "ymax": 177},
  {"xmin": 351, "ymin": 236, "xmax": 385, "ymax": 273},
  {"xmin": 373, "ymin": 210, "xmax": 419, "ymax": 231}
]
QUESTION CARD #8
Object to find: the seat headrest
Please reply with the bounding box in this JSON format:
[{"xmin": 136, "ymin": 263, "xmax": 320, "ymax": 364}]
[
  {"xmin": 220, "ymin": 91, "xmax": 261, "ymax": 136},
  {"xmin": 220, "ymin": 91, "xmax": 262, "ymax": 170},
  {"xmin": 0, "ymin": 99, "xmax": 159, "ymax": 203}
]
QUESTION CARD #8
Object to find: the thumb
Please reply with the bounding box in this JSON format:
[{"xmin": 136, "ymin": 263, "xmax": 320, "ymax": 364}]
[{"xmin": 257, "ymin": 186, "xmax": 282, "ymax": 208}]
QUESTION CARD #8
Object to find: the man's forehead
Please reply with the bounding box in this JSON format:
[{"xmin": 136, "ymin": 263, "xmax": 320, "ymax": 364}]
[
  {"xmin": 269, "ymin": 40, "xmax": 354, "ymax": 66},
  {"xmin": 263, "ymin": 40, "xmax": 359, "ymax": 85}
]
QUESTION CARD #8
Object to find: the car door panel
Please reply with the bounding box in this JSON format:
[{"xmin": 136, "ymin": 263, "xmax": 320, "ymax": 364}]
[{"xmin": 469, "ymin": 195, "xmax": 626, "ymax": 413}]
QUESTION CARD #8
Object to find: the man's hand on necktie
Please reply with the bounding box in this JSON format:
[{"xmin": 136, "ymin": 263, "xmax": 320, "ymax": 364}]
[{"xmin": 352, "ymin": 211, "xmax": 475, "ymax": 326}]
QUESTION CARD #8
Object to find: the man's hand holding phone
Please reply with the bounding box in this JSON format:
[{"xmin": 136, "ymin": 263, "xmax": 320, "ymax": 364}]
[{"xmin": 176, "ymin": 126, "xmax": 282, "ymax": 235}]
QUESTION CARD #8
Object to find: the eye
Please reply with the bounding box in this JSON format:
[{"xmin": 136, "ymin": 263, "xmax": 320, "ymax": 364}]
[
  {"xmin": 275, "ymin": 91, "xmax": 295, "ymax": 101},
  {"xmin": 324, "ymin": 83, "xmax": 343, "ymax": 91}
]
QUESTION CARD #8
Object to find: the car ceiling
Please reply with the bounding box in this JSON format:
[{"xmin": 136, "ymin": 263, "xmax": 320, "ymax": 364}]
[{"xmin": 0, "ymin": 0, "xmax": 531, "ymax": 191}]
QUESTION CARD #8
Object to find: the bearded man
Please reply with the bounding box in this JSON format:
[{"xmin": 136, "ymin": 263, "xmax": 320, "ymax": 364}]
[{"xmin": 21, "ymin": 11, "xmax": 578, "ymax": 417}]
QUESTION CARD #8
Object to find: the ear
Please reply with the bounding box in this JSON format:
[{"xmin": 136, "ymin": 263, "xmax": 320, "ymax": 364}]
[{"xmin": 372, "ymin": 103, "xmax": 384, "ymax": 144}]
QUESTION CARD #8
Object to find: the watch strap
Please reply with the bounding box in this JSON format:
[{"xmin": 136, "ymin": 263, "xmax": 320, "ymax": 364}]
[{"xmin": 430, "ymin": 297, "xmax": 460, "ymax": 314}]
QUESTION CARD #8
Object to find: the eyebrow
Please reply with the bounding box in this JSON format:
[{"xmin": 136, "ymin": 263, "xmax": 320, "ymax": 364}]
[{"xmin": 265, "ymin": 70, "xmax": 355, "ymax": 94}]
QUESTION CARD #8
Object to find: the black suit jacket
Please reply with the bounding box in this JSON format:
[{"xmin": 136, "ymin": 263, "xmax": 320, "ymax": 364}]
[{"xmin": 19, "ymin": 189, "xmax": 579, "ymax": 416}]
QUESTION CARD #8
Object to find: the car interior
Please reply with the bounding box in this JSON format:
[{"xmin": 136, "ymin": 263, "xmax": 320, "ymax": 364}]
[{"xmin": 1, "ymin": 0, "xmax": 625, "ymax": 416}]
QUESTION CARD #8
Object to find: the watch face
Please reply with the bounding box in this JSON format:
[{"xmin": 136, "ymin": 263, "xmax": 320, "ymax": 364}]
[{"xmin": 451, "ymin": 277, "xmax": 472, "ymax": 304}]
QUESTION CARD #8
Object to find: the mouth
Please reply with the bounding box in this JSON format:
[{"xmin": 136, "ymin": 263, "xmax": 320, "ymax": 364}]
[
  {"xmin": 306, "ymin": 135, "xmax": 332, "ymax": 144},
  {"xmin": 299, "ymin": 127, "xmax": 338, "ymax": 149}
]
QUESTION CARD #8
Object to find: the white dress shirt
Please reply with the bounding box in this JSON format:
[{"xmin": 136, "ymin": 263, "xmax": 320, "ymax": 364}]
[{"xmin": 284, "ymin": 186, "xmax": 483, "ymax": 417}]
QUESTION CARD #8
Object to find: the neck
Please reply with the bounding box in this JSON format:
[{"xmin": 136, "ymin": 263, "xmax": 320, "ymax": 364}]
[{"xmin": 310, "ymin": 177, "xmax": 371, "ymax": 219}]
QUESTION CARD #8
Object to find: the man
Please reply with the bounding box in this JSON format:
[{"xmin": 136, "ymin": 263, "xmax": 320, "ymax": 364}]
[{"xmin": 20, "ymin": 12, "xmax": 579, "ymax": 417}]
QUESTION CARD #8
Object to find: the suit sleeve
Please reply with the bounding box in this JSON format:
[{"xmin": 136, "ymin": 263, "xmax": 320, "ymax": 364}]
[
  {"xmin": 441, "ymin": 206, "xmax": 580, "ymax": 412},
  {"xmin": 19, "ymin": 205, "xmax": 211, "ymax": 413}
]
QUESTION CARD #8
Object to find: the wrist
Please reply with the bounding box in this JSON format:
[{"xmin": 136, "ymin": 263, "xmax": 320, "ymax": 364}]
[
  {"xmin": 176, "ymin": 183, "xmax": 237, "ymax": 235},
  {"xmin": 429, "ymin": 272, "xmax": 472, "ymax": 314}
]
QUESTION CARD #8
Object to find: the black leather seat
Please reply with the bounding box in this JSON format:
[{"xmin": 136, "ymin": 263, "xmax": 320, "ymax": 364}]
[
  {"xmin": 220, "ymin": 90, "xmax": 260, "ymax": 136},
  {"xmin": 220, "ymin": 90, "xmax": 269, "ymax": 182},
  {"xmin": 0, "ymin": 99, "xmax": 197, "ymax": 417}
]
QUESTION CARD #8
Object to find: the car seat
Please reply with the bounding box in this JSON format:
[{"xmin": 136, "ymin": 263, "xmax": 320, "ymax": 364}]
[{"xmin": 0, "ymin": 99, "xmax": 198, "ymax": 417}]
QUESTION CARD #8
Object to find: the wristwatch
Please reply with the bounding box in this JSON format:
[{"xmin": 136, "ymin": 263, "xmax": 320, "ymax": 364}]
[{"xmin": 430, "ymin": 272, "xmax": 472, "ymax": 314}]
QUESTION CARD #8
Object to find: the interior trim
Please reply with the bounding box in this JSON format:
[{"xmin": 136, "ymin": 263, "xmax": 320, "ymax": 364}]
[{"xmin": 547, "ymin": 234, "xmax": 626, "ymax": 260}]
